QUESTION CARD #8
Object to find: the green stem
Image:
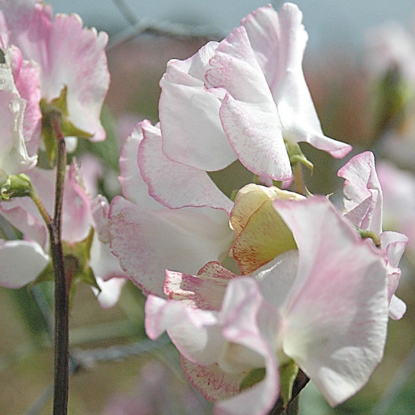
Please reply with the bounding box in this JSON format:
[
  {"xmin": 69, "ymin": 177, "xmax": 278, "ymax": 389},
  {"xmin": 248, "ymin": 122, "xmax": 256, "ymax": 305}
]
[
  {"xmin": 48, "ymin": 114, "xmax": 69, "ymax": 415},
  {"xmin": 293, "ymin": 162, "xmax": 305, "ymax": 196}
]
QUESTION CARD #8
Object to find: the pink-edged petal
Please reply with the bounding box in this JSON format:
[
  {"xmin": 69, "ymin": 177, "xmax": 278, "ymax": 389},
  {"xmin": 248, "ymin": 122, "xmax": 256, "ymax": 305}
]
[
  {"xmin": 109, "ymin": 197, "xmax": 233, "ymax": 297},
  {"xmin": 215, "ymin": 278, "xmax": 280, "ymax": 415},
  {"xmin": 139, "ymin": 120, "xmax": 233, "ymax": 212},
  {"xmin": 338, "ymin": 151, "xmax": 383, "ymax": 234},
  {"xmin": 0, "ymin": 239, "xmax": 48, "ymax": 288},
  {"xmin": 380, "ymin": 231, "xmax": 408, "ymax": 319},
  {"xmin": 6, "ymin": 45, "xmax": 41, "ymax": 155},
  {"xmin": 206, "ymin": 27, "xmax": 290, "ymax": 181},
  {"xmin": 242, "ymin": 4, "xmax": 351, "ymax": 158},
  {"xmin": 181, "ymin": 357, "xmax": 244, "ymax": 403},
  {"xmin": 145, "ymin": 294, "xmax": 224, "ymax": 366},
  {"xmin": 1, "ymin": 2, "xmax": 109, "ymax": 141},
  {"xmin": 118, "ymin": 122, "xmax": 164, "ymax": 209},
  {"xmin": 61, "ymin": 162, "xmax": 93, "ymax": 243},
  {"xmin": 165, "ymin": 261, "xmax": 235, "ymax": 311},
  {"xmin": 274, "ymin": 197, "xmax": 389, "ymax": 406},
  {"xmin": 159, "ymin": 42, "xmax": 237, "ymax": 171}
]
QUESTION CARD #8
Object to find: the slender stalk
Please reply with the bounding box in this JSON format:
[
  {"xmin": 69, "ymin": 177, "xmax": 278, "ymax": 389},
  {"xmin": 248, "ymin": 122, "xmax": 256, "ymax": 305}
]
[
  {"xmin": 48, "ymin": 114, "xmax": 69, "ymax": 415},
  {"xmin": 293, "ymin": 162, "xmax": 305, "ymax": 196}
]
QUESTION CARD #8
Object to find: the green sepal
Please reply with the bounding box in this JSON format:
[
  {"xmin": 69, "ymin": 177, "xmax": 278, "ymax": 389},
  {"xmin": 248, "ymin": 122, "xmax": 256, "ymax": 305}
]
[
  {"xmin": 279, "ymin": 360, "xmax": 299, "ymax": 407},
  {"xmin": 40, "ymin": 86, "xmax": 92, "ymax": 166},
  {"xmin": 239, "ymin": 367, "xmax": 266, "ymax": 392},
  {"xmin": 0, "ymin": 173, "xmax": 32, "ymax": 200},
  {"xmin": 285, "ymin": 141, "xmax": 314, "ymax": 173},
  {"xmin": 358, "ymin": 227, "xmax": 381, "ymax": 248},
  {"xmin": 29, "ymin": 227, "xmax": 101, "ymax": 308}
]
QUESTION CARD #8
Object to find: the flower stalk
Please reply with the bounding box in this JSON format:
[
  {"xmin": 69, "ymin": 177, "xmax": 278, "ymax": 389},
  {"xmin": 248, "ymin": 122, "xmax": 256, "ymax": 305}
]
[{"xmin": 47, "ymin": 112, "xmax": 69, "ymax": 415}]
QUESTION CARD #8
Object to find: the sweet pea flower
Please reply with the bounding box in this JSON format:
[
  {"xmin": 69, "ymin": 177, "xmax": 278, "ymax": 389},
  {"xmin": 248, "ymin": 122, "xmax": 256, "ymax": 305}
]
[
  {"xmin": 108, "ymin": 121, "xmax": 234, "ymax": 297},
  {"xmin": 146, "ymin": 196, "xmax": 390, "ymax": 414},
  {"xmin": 0, "ymin": 162, "xmax": 126, "ymax": 308},
  {"xmin": 0, "ymin": 48, "xmax": 38, "ymax": 184},
  {"xmin": 338, "ymin": 151, "xmax": 408, "ymax": 319},
  {"xmin": 0, "ymin": 0, "xmax": 109, "ymax": 141},
  {"xmin": 158, "ymin": 3, "xmax": 351, "ymax": 186}
]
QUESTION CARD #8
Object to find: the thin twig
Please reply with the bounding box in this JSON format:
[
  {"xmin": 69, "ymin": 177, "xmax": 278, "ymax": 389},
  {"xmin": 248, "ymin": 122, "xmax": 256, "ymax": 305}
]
[
  {"xmin": 107, "ymin": 18, "xmax": 224, "ymax": 51},
  {"xmin": 112, "ymin": 0, "xmax": 139, "ymax": 26}
]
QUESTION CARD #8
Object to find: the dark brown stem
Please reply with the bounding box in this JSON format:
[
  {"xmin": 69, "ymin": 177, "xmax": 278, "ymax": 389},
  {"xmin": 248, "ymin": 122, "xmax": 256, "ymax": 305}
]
[
  {"xmin": 48, "ymin": 114, "xmax": 69, "ymax": 415},
  {"xmin": 268, "ymin": 370, "xmax": 310, "ymax": 415}
]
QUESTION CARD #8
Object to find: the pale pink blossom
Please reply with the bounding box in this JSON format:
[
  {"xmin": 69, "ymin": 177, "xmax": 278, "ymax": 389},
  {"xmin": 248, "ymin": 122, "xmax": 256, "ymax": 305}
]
[
  {"xmin": 108, "ymin": 122, "xmax": 234, "ymax": 297},
  {"xmin": 158, "ymin": 3, "xmax": 351, "ymax": 184},
  {"xmin": 0, "ymin": 162, "xmax": 126, "ymax": 307},
  {"xmin": 0, "ymin": 48, "xmax": 38, "ymax": 182},
  {"xmin": 0, "ymin": 0, "xmax": 109, "ymax": 141},
  {"xmin": 338, "ymin": 151, "xmax": 408, "ymax": 319},
  {"xmin": 146, "ymin": 196, "xmax": 389, "ymax": 413}
]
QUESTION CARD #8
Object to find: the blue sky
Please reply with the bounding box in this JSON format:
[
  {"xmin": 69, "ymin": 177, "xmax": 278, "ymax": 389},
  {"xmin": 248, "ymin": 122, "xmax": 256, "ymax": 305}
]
[{"xmin": 48, "ymin": 0, "xmax": 415, "ymax": 50}]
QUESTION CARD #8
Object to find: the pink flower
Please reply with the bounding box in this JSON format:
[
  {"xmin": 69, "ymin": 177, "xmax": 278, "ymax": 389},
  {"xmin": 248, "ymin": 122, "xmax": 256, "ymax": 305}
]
[
  {"xmin": 158, "ymin": 3, "xmax": 351, "ymax": 183},
  {"xmin": 0, "ymin": 162, "xmax": 126, "ymax": 307},
  {"xmin": 0, "ymin": 0, "xmax": 109, "ymax": 141},
  {"xmin": 338, "ymin": 151, "xmax": 408, "ymax": 319},
  {"xmin": 0, "ymin": 48, "xmax": 38, "ymax": 182},
  {"xmin": 145, "ymin": 196, "xmax": 389, "ymax": 414},
  {"xmin": 108, "ymin": 121, "xmax": 234, "ymax": 297}
]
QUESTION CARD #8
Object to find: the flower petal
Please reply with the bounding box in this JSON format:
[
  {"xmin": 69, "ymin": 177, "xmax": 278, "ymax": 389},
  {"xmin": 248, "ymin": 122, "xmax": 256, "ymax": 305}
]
[
  {"xmin": 274, "ymin": 196, "xmax": 389, "ymax": 406},
  {"xmin": 0, "ymin": 239, "xmax": 48, "ymax": 288},
  {"xmin": 159, "ymin": 42, "xmax": 236, "ymax": 171},
  {"xmin": 138, "ymin": 120, "xmax": 232, "ymax": 212},
  {"xmin": 109, "ymin": 197, "xmax": 233, "ymax": 297}
]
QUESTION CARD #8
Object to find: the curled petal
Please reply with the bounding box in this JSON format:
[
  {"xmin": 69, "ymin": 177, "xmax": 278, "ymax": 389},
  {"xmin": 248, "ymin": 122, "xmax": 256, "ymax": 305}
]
[
  {"xmin": 338, "ymin": 151, "xmax": 383, "ymax": 234},
  {"xmin": 139, "ymin": 120, "xmax": 233, "ymax": 212}
]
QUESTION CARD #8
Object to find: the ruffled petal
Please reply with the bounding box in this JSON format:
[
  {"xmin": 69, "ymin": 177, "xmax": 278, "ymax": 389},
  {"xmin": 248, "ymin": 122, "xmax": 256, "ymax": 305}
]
[
  {"xmin": 138, "ymin": 120, "xmax": 232, "ymax": 212},
  {"xmin": 338, "ymin": 151, "xmax": 383, "ymax": 234}
]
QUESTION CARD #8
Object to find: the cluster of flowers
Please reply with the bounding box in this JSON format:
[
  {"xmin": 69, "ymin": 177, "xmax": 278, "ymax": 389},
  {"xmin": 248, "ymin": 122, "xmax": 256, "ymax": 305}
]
[
  {"xmin": 0, "ymin": 0, "xmax": 125, "ymax": 306},
  {"xmin": 0, "ymin": 1, "xmax": 409, "ymax": 414}
]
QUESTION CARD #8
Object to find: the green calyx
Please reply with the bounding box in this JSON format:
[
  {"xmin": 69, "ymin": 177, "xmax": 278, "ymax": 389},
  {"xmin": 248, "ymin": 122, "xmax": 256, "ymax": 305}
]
[
  {"xmin": 279, "ymin": 360, "xmax": 299, "ymax": 408},
  {"xmin": 41, "ymin": 86, "xmax": 92, "ymax": 167},
  {"xmin": 239, "ymin": 367, "xmax": 266, "ymax": 392},
  {"xmin": 0, "ymin": 173, "xmax": 32, "ymax": 200},
  {"xmin": 285, "ymin": 141, "xmax": 314, "ymax": 173},
  {"xmin": 32, "ymin": 227, "xmax": 100, "ymax": 306}
]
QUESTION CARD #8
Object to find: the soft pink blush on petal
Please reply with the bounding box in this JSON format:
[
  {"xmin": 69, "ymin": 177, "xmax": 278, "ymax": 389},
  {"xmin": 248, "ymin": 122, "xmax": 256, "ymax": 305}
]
[
  {"xmin": 215, "ymin": 278, "xmax": 280, "ymax": 415},
  {"xmin": 1, "ymin": 3, "xmax": 109, "ymax": 141},
  {"xmin": 241, "ymin": 4, "xmax": 351, "ymax": 158},
  {"xmin": 109, "ymin": 197, "xmax": 233, "ymax": 297},
  {"xmin": 165, "ymin": 261, "xmax": 235, "ymax": 311},
  {"xmin": 139, "ymin": 120, "xmax": 233, "ymax": 212},
  {"xmin": 274, "ymin": 197, "xmax": 388, "ymax": 406},
  {"xmin": 6, "ymin": 46, "xmax": 41, "ymax": 155},
  {"xmin": 338, "ymin": 151, "xmax": 383, "ymax": 234},
  {"xmin": 206, "ymin": 27, "xmax": 290, "ymax": 181},
  {"xmin": 0, "ymin": 240, "xmax": 48, "ymax": 288},
  {"xmin": 118, "ymin": 122, "xmax": 164, "ymax": 209},
  {"xmin": 61, "ymin": 162, "xmax": 94, "ymax": 243},
  {"xmin": 159, "ymin": 42, "xmax": 236, "ymax": 171}
]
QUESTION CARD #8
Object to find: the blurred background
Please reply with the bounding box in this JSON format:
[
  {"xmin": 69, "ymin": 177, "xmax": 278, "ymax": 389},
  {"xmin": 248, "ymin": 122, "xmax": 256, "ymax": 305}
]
[{"xmin": 1, "ymin": 0, "xmax": 415, "ymax": 414}]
